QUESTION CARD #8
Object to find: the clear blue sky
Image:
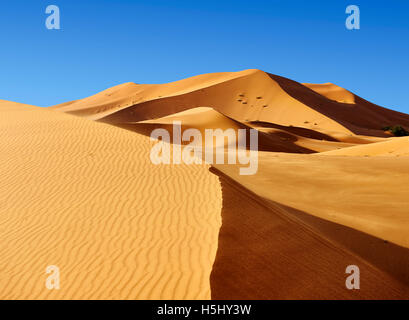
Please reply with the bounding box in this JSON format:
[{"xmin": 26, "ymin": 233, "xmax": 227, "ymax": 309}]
[{"xmin": 1, "ymin": 0, "xmax": 408, "ymax": 113}]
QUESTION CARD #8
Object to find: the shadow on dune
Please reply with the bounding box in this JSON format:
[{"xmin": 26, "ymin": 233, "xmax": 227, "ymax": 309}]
[
  {"xmin": 105, "ymin": 122, "xmax": 315, "ymax": 154},
  {"xmin": 209, "ymin": 167, "xmax": 409, "ymax": 299},
  {"xmin": 249, "ymin": 121, "xmax": 339, "ymax": 142},
  {"xmin": 281, "ymin": 198, "xmax": 409, "ymax": 287},
  {"xmin": 268, "ymin": 73, "xmax": 409, "ymax": 137}
]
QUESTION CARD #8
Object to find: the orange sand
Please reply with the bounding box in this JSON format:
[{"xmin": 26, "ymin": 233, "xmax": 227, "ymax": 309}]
[
  {"xmin": 2, "ymin": 69, "xmax": 409, "ymax": 299},
  {"xmin": 0, "ymin": 100, "xmax": 222, "ymax": 299}
]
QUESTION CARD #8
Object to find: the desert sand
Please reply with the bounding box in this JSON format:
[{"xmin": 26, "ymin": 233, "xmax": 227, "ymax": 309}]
[
  {"xmin": 210, "ymin": 168, "xmax": 408, "ymax": 299},
  {"xmin": 2, "ymin": 69, "xmax": 409, "ymax": 299},
  {"xmin": 0, "ymin": 100, "xmax": 222, "ymax": 299}
]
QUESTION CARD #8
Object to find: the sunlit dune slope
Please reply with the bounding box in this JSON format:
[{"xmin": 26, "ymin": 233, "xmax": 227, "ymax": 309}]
[
  {"xmin": 214, "ymin": 152, "xmax": 409, "ymax": 249},
  {"xmin": 303, "ymin": 82, "xmax": 355, "ymax": 104},
  {"xmin": 0, "ymin": 100, "xmax": 222, "ymax": 299},
  {"xmin": 52, "ymin": 69, "xmax": 409, "ymax": 138},
  {"xmin": 321, "ymin": 136, "xmax": 409, "ymax": 156},
  {"xmin": 32, "ymin": 68, "xmax": 409, "ymax": 299}
]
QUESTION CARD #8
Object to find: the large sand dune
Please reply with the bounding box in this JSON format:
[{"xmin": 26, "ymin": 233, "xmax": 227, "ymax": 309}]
[
  {"xmin": 0, "ymin": 100, "xmax": 222, "ymax": 299},
  {"xmin": 53, "ymin": 69, "xmax": 409, "ymax": 139},
  {"xmin": 214, "ymin": 152, "xmax": 409, "ymax": 248},
  {"xmin": 210, "ymin": 169, "xmax": 408, "ymax": 299},
  {"xmin": 3, "ymin": 69, "xmax": 409, "ymax": 299}
]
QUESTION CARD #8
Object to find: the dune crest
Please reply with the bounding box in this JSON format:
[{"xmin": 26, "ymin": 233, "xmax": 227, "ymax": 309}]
[
  {"xmin": 303, "ymin": 82, "xmax": 356, "ymax": 104},
  {"xmin": 52, "ymin": 69, "xmax": 409, "ymax": 140},
  {"xmin": 0, "ymin": 100, "xmax": 222, "ymax": 299},
  {"xmin": 3, "ymin": 68, "xmax": 409, "ymax": 299}
]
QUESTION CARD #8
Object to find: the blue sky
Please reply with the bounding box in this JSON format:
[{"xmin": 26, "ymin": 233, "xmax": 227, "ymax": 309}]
[{"xmin": 0, "ymin": 0, "xmax": 408, "ymax": 113}]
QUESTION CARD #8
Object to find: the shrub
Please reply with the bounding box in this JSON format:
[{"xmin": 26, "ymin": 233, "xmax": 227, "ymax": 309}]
[{"xmin": 382, "ymin": 125, "xmax": 409, "ymax": 137}]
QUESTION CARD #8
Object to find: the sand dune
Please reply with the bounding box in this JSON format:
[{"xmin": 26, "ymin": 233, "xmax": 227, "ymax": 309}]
[
  {"xmin": 268, "ymin": 73, "xmax": 409, "ymax": 137},
  {"xmin": 214, "ymin": 152, "xmax": 409, "ymax": 249},
  {"xmin": 53, "ymin": 69, "xmax": 409, "ymax": 139},
  {"xmin": 212, "ymin": 153, "xmax": 409, "ymax": 297},
  {"xmin": 0, "ymin": 100, "xmax": 222, "ymax": 299},
  {"xmin": 322, "ymin": 136, "xmax": 409, "ymax": 156},
  {"xmin": 210, "ymin": 169, "xmax": 409, "ymax": 299},
  {"xmin": 120, "ymin": 107, "xmax": 313, "ymax": 154},
  {"xmin": 303, "ymin": 82, "xmax": 356, "ymax": 104},
  {"xmin": 214, "ymin": 151, "xmax": 409, "ymax": 255},
  {"xmin": 247, "ymin": 121, "xmax": 358, "ymax": 152},
  {"xmin": 3, "ymin": 68, "xmax": 409, "ymax": 300}
]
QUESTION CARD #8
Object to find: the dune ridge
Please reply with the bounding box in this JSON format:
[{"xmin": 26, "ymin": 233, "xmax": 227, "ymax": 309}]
[
  {"xmin": 53, "ymin": 69, "xmax": 409, "ymax": 140},
  {"xmin": 303, "ymin": 82, "xmax": 356, "ymax": 104},
  {"xmin": 214, "ymin": 152, "xmax": 409, "ymax": 249},
  {"xmin": 0, "ymin": 100, "xmax": 222, "ymax": 299},
  {"xmin": 3, "ymin": 68, "xmax": 409, "ymax": 300},
  {"xmin": 50, "ymin": 69, "xmax": 409, "ymax": 299},
  {"xmin": 210, "ymin": 168, "xmax": 409, "ymax": 299}
]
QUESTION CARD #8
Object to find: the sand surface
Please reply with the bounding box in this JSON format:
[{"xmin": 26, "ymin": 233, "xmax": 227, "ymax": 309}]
[
  {"xmin": 321, "ymin": 137, "xmax": 409, "ymax": 156},
  {"xmin": 214, "ymin": 152, "xmax": 409, "ymax": 249},
  {"xmin": 0, "ymin": 100, "xmax": 222, "ymax": 299},
  {"xmin": 2, "ymin": 69, "xmax": 409, "ymax": 299},
  {"xmin": 210, "ymin": 169, "xmax": 408, "ymax": 299}
]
